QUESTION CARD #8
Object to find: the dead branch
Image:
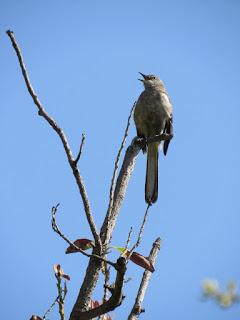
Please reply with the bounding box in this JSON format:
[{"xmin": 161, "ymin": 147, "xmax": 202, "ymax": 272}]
[
  {"xmin": 100, "ymin": 139, "xmax": 142, "ymax": 244},
  {"xmin": 6, "ymin": 30, "xmax": 102, "ymax": 251},
  {"xmin": 129, "ymin": 204, "xmax": 151, "ymax": 256},
  {"xmin": 71, "ymin": 134, "xmax": 144, "ymax": 316},
  {"xmin": 42, "ymin": 296, "xmax": 59, "ymax": 320},
  {"xmin": 102, "ymin": 264, "xmax": 111, "ymax": 303},
  {"xmin": 107, "ymin": 103, "xmax": 136, "ymax": 221},
  {"xmin": 128, "ymin": 238, "xmax": 161, "ymax": 320},
  {"xmin": 72, "ymin": 132, "xmax": 169, "ymax": 315},
  {"xmin": 74, "ymin": 133, "xmax": 85, "ymax": 165},
  {"xmin": 56, "ymin": 277, "xmax": 66, "ymax": 320},
  {"xmin": 124, "ymin": 226, "xmax": 133, "ymax": 250},
  {"xmin": 101, "ymin": 133, "xmax": 172, "ymax": 246}
]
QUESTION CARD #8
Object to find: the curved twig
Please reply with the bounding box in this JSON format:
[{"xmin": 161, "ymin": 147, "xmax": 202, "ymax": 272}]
[
  {"xmin": 51, "ymin": 205, "xmax": 116, "ymax": 268},
  {"xmin": 107, "ymin": 104, "xmax": 136, "ymax": 224},
  {"xmin": 6, "ymin": 30, "xmax": 102, "ymax": 250},
  {"xmin": 128, "ymin": 204, "xmax": 151, "ymax": 256},
  {"xmin": 74, "ymin": 133, "xmax": 85, "ymax": 165}
]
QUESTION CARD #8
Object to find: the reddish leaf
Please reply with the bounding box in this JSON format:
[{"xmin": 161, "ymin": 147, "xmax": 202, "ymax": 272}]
[
  {"xmin": 111, "ymin": 246, "xmax": 155, "ymax": 272},
  {"xmin": 30, "ymin": 316, "xmax": 43, "ymax": 320},
  {"xmin": 66, "ymin": 238, "xmax": 94, "ymax": 254},
  {"xmin": 119, "ymin": 250, "xmax": 154, "ymax": 272},
  {"xmin": 53, "ymin": 264, "xmax": 70, "ymax": 280},
  {"xmin": 62, "ymin": 274, "xmax": 71, "ymax": 281},
  {"xmin": 129, "ymin": 251, "xmax": 155, "ymax": 273}
]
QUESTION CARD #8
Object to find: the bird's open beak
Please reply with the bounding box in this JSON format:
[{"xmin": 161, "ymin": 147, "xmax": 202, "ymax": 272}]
[{"xmin": 138, "ymin": 72, "xmax": 147, "ymax": 82}]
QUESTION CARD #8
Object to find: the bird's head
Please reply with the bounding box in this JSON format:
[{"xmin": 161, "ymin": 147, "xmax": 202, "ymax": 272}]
[{"xmin": 138, "ymin": 72, "xmax": 165, "ymax": 90}]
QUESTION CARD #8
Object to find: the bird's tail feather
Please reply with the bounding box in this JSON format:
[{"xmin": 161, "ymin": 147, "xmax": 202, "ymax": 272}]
[{"xmin": 145, "ymin": 142, "xmax": 158, "ymax": 204}]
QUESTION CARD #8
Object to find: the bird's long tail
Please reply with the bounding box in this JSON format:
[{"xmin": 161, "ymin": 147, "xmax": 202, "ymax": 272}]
[{"xmin": 145, "ymin": 142, "xmax": 159, "ymax": 204}]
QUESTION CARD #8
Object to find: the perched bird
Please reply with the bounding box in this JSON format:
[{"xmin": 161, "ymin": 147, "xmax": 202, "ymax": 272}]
[{"xmin": 134, "ymin": 73, "xmax": 173, "ymax": 204}]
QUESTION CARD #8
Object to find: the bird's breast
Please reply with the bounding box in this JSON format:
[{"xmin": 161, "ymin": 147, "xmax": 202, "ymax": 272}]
[{"xmin": 134, "ymin": 90, "xmax": 172, "ymax": 137}]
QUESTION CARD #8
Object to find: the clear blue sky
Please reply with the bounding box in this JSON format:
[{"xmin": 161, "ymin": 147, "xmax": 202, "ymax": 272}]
[{"xmin": 1, "ymin": 0, "xmax": 240, "ymax": 319}]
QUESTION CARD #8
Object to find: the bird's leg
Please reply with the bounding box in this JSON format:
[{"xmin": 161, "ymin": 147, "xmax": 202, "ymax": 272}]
[{"xmin": 131, "ymin": 136, "xmax": 147, "ymax": 153}]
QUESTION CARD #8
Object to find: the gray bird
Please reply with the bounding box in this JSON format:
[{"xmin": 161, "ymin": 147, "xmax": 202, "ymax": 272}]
[{"xmin": 134, "ymin": 73, "xmax": 173, "ymax": 204}]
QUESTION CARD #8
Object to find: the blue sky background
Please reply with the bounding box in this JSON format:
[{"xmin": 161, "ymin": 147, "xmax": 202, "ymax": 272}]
[{"xmin": 1, "ymin": 0, "xmax": 240, "ymax": 319}]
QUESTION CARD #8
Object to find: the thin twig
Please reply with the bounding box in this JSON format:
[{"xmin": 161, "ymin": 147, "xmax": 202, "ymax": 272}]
[
  {"xmin": 102, "ymin": 264, "xmax": 111, "ymax": 303},
  {"xmin": 107, "ymin": 103, "xmax": 136, "ymax": 221},
  {"xmin": 128, "ymin": 204, "xmax": 151, "ymax": 257},
  {"xmin": 63, "ymin": 281, "xmax": 68, "ymax": 299},
  {"xmin": 100, "ymin": 136, "xmax": 142, "ymax": 248},
  {"xmin": 42, "ymin": 296, "xmax": 59, "ymax": 320},
  {"xmin": 128, "ymin": 238, "xmax": 161, "ymax": 320},
  {"xmin": 124, "ymin": 226, "xmax": 133, "ymax": 251},
  {"xmin": 6, "ymin": 30, "xmax": 102, "ymax": 250},
  {"xmin": 56, "ymin": 276, "xmax": 65, "ymax": 320},
  {"xmin": 51, "ymin": 205, "xmax": 116, "ymax": 268},
  {"xmin": 74, "ymin": 133, "xmax": 85, "ymax": 165}
]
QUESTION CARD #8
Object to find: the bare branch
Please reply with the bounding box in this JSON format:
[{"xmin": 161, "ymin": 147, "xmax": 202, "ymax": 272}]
[
  {"xmin": 74, "ymin": 133, "xmax": 85, "ymax": 165},
  {"xmin": 56, "ymin": 277, "xmax": 66, "ymax": 320},
  {"xmin": 107, "ymin": 103, "xmax": 136, "ymax": 222},
  {"xmin": 42, "ymin": 296, "xmax": 59, "ymax": 320},
  {"xmin": 51, "ymin": 205, "xmax": 116, "ymax": 268},
  {"xmin": 102, "ymin": 264, "xmax": 111, "ymax": 303},
  {"xmin": 6, "ymin": 30, "xmax": 102, "ymax": 250},
  {"xmin": 124, "ymin": 226, "xmax": 133, "ymax": 251},
  {"xmin": 71, "ymin": 139, "xmax": 143, "ymax": 317},
  {"xmin": 128, "ymin": 238, "xmax": 161, "ymax": 320},
  {"xmin": 129, "ymin": 204, "xmax": 151, "ymax": 255},
  {"xmin": 101, "ymin": 138, "xmax": 142, "ymax": 244},
  {"xmin": 70, "ymin": 257, "xmax": 127, "ymax": 320}
]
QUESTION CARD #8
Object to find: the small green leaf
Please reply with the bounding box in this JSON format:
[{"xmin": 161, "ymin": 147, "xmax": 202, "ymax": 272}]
[{"xmin": 111, "ymin": 246, "xmax": 126, "ymax": 253}]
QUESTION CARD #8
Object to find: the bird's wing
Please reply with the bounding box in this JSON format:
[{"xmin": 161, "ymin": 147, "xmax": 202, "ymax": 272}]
[{"xmin": 163, "ymin": 116, "xmax": 173, "ymax": 156}]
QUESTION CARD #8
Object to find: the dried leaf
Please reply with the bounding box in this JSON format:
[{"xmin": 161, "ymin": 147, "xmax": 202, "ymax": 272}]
[
  {"xmin": 66, "ymin": 238, "xmax": 95, "ymax": 254},
  {"xmin": 111, "ymin": 246, "xmax": 154, "ymax": 272},
  {"xmin": 53, "ymin": 264, "xmax": 70, "ymax": 280},
  {"xmin": 62, "ymin": 274, "xmax": 71, "ymax": 281},
  {"xmin": 130, "ymin": 251, "xmax": 155, "ymax": 272}
]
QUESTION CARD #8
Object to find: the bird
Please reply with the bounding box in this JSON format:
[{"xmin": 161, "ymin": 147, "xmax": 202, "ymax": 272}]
[{"xmin": 134, "ymin": 73, "xmax": 173, "ymax": 204}]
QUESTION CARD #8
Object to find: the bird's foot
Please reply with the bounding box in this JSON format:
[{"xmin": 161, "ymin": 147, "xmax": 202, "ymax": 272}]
[{"xmin": 131, "ymin": 136, "xmax": 147, "ymax": 153}]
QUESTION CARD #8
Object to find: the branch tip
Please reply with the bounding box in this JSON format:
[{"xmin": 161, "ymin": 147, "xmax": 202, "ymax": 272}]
[{"xmin": 74, "ymin": 133, "xmax": 86, "ymax": 165}]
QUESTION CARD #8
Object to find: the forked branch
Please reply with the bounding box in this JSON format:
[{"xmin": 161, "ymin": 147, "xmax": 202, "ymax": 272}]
[
  {"xmin": 6, "ymin": 30, "xmax": 102, "ymax": 250},
  {"xmin": 70, "ymin": 257, "xmax": 127, "ymax": 320},
  {"xmin": 51, "ymin": 204, "xmax": 116, "ymax": 268}
]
